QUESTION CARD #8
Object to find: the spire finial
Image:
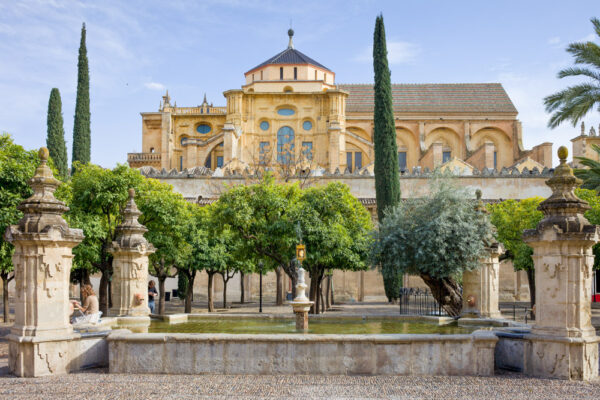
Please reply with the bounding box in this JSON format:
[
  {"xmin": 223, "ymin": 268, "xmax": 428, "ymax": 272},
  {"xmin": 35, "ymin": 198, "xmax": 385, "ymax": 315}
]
[{"xmin": 287, "ymin": 28, "xmax": 294, "ymax": 49}]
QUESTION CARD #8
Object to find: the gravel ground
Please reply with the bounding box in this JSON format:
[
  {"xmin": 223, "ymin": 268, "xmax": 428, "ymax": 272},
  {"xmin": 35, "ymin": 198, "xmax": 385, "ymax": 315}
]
[{"xmin": 0, "ymin": 343, "xmax": 599, "ymax": 400}]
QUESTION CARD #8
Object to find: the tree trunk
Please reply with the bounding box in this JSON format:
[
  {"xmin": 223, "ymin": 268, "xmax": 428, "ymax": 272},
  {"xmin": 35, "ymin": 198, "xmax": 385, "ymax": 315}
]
[
  {"xmin": 158, "ymin": 276, "xmax": 167, "ymax": 315},
  {"xmin": 526, "ymin": 268, "xmax": 536, "ymax": 310},
  {"xmin": 309, "ymin": 272, "xmax": 317, "ymax": 314},
  {"xmin": 281, "ymin": 262, "xmax": 298, "ymax": 298},
  {"xmin": 2, "ymin": 275, "xmax": 9, "ymax": 323},
  {"xmin": 319, "ymin": 279, "xmax": 325, "ymax": 313},
  {"xmin": 275, "ymin": 266, "xmax": 284, "ymax": 306},
  {"xmin": 240, "ymin": 272, "xmax": 245, "ymax": 304},
  {"xmin": 184, "ymin": 271, "xmax": 195, "ymax": 313},
  {"xmin": 291, "ymin": 274, "xmax": 297, "ymax": 299},
  {"xmin": 222, "ymin": 274, "xmax": 228, "ymax": 309},
  {"xmin": 99, "ymin": 270, "xmax": 109, "ymax": 315},
  {"xmin": 325, "ymin": 274, "xmax": 331, "ymax": 310},
  {"xmin": 420, "ymin": 274, "xmax": 462, "ymax": 317},
  {"xmin": 207, "ymin": 272, "xmax": 215, "ymax": 312}
]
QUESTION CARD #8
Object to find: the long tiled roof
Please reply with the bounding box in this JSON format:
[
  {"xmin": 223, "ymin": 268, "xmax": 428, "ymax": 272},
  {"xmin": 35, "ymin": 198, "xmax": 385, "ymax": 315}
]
[
  {"xmin": 337, "ymin": 83, "xmax": 517, "ymax": 114},
  {"xmin": 246, "ymin": 47, "xmax": 331, "ymax": 73}
]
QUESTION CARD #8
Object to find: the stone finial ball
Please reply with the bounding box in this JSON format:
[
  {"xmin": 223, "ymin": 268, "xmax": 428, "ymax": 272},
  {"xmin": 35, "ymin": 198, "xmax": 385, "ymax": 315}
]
[
  {"xmin": 128, "ymin": 188, "xmax": 135, "ymax": 198},
  {"xmin": 558, "ymin": 146, "xmax": 568, "ymax": 160},
  {"xmin": 38, "ymin": 147, "xmax": 49, "ymax": 161}
]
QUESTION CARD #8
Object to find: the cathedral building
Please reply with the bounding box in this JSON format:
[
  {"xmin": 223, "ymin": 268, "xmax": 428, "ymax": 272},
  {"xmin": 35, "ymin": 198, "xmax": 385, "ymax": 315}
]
[
  {"xmin": 127, "ymin": 30, "xmax": 560, "ymax": 303},
  {"xmin": 128, "ymin": 30, "xmax": 552, "ymax": 177}
]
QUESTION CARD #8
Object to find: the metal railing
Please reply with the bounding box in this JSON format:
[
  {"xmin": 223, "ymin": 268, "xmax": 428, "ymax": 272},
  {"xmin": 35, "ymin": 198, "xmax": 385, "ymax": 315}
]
[{"xmin": 398, "ymin": 288, "xmax": 448, "ymax": 316}]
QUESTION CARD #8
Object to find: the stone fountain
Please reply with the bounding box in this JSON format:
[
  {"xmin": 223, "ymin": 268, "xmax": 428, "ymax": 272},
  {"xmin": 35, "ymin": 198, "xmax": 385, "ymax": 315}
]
[{"xmin": 289, "ymin": 263, "xmax": 313, "ymax": 331}]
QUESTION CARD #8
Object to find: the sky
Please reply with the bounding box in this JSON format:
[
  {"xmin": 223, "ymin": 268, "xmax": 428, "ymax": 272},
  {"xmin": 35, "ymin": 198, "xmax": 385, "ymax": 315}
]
[{"xmin": 0, "ymin": 0, "xmax": 599, "ymax": 168}]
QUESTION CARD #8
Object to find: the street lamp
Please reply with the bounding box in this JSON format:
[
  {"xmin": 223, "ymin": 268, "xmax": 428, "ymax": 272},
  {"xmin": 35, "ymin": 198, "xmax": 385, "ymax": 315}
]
[{"xmin": 258, "ymin": 260, "xmax": 264, "ymax": 313}]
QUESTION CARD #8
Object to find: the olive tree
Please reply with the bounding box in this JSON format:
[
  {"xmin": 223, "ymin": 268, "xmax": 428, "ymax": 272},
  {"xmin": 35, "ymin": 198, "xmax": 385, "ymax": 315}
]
[{"xmin": 372, "ymin": 178, "xmax": 494, "ymax": 317}]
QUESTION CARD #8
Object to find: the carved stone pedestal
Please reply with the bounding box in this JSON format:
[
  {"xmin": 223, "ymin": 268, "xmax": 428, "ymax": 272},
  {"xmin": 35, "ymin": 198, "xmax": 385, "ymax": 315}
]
[
  {"xmin": 289, "ymin": 266, "xmax": 313, "ymax": 332},
  {"xmin": 461, "ymin": 243, "xmax": 503, "ymax": 319},
  {"xmin": 4, "ymin": 148, "xmax": 84, "ymax": 377},
  {"xmin": 109, "ymin": 189, "xmax": 155, "ymax": 332},
  {"xmin": 523, "ymin": 147, "xmax": 600, "ymax": 381},
  {"xmin": 294, "ymin": 308, "xmax": 309, "ymax": 331}
]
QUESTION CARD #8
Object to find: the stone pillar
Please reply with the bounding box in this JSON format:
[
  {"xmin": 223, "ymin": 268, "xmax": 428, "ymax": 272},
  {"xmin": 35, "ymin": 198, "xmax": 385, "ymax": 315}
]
[
  {"xmin": 461, "ymin": 243, "xmax": 503, "ymax": 319},
  {"xmin": 109, "ymin": 189, "xmax": 155, "ymax": 331},
  {"xmin": 4, "ymin": 148, "xmax": 84, "ymax": 377},
  {"xmin": 523, "ymin": 146, "xmax": 600, "ymax": 381}
]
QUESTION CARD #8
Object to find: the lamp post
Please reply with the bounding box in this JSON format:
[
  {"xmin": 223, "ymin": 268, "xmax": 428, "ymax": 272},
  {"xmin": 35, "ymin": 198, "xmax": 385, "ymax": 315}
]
[{"xmin": 258, "ymin": 260, "xmax": 264, "ymax": 313}]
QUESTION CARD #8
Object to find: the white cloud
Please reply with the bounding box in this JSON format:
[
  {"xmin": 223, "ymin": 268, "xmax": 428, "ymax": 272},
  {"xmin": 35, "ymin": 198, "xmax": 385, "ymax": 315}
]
[
  {"xmin": 144, "ymin": 82, "xmax": 166, "ymax": 91},
  {"xmin": 354, "ymin": 41, "xmax": 420, "ymax": 65},
  {"xmin": 547, "ymin": 36, "xmax": 560, "ymax": 45}
]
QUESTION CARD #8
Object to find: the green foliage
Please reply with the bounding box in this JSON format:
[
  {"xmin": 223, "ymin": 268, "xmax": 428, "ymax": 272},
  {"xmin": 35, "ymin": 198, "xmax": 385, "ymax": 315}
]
[
  {"xmin": 373, "ymin": 14, "xmax": 400, "ymax": 222},
  {"xmin": 46, "ymin": 88, "xmax": 68, "ymax": 179},
  {"xmin": 575, "ymin": 188, "xmax": 600, "ymax": 269},
  {"xmin": 372, "ymin": 178, "xmax": 493, "ymax": 280},
  {"xmin": 291, "ymin": 182, "xmax": 373, "ymax": 279},
  {"xmin": 177, "ymin": 272, "xmax": 188, "ymax": 300},
  {"xmin": 575, "ymin": 144, "xmax": 600, "ymax": 191},
  {"xmin": 544, "ymin": 17, "xmax": 600, "ymax": 128},
  {"xmin": 136, "ymin": 177, "xmax": 191, "ymax": 277},
  {"xmin": 0, "ymin": 134, "xmax": 40, "ymax": 277},
  {"xmin": 373, "ymin": 14, "xmax": 402, "ymax": 299},
  {"xmin": 186, "ymin": 204, "xmax": 236, "ymax": 274},
  {"xmin": 72, "ymin": 23, "xmax": 91, "ymax": 171},
  {"xmin": 487, "ymin": 197, "xmax": 544, "ymax": 271},
  {"xmin": 60, "ymin": 163, "xmax": 145, "ymax": 275},
  {"xmin": 216, "ymin": 175, "xmax": 300, "ymax": 271}
]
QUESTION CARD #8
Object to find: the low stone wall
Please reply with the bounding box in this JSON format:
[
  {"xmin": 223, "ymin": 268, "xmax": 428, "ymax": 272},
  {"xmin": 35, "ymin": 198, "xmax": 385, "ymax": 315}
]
[
  {"xmin": 8, "ymin": 331, "xmax": 109, "ymax": 377},
  {"xmin": 107, "ymin": 330, "xmax": 497, "ymax": 376}
]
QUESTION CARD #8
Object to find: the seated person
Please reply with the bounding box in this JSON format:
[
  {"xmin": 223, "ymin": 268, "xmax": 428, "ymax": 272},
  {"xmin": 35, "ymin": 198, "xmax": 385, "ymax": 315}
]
[{"xmin": 72, "ymin": 284, "xmax": 100, "ymax": 324}]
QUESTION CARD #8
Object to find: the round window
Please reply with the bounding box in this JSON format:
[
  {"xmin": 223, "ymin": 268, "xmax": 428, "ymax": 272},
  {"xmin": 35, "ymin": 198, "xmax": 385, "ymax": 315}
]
[
  {"xmin": 260, "ymin": 121, "xmax": 270, "ymax": 131},
  {"xmin": 303, "ymin": 121, "xmax": 313, "ymax": 131},
  {"xmin": 277, "ymin": 108, "xmax": 295, "ymax": 116},
  {"xmin": 196, "ymin": 124, "xmax": 211, "ymax": 134}
]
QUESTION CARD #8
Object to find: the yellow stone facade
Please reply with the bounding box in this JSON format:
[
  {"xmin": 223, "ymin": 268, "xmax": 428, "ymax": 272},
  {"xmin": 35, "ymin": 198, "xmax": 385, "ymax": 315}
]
[{"xmin": 128, "ymin": 31, "xmax": 552, "ymax": 174}]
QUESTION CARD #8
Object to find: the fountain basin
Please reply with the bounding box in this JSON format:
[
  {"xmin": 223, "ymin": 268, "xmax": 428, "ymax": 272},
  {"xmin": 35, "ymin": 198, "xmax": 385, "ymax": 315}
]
[{"xmin": 107, "ymin": 315, "xmax": 500, "ymax": 376}]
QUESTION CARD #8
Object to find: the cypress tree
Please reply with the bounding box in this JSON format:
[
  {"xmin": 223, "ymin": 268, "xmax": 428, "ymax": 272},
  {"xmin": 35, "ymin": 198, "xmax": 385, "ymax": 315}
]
[
  {"xmin": 72, "ymin": 22, "xmax": 91, "ymax": 172},
  {"xmin": 373, "ymin": 14, "xmax": 400, "ymax": 221},
  {"xmin": 46, "ymin": 88, "xmax": 69, "ymax": 179},
  {"xmin": 373, "ymin": 15, "xmax": 402, "ymax": 301}
]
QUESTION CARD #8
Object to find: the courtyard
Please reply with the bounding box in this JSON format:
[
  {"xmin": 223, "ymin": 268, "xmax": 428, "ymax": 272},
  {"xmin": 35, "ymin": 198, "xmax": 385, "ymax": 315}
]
[{"xmin": 3, "ymin": 0, "xmax": 600, "ymax": 398}]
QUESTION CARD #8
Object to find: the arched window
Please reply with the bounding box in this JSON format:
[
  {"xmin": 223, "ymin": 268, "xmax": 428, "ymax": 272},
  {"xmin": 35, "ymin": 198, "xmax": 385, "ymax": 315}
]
[{"xmin": 277, "ymin": 126, "xmax": 295, "ymax": 164}]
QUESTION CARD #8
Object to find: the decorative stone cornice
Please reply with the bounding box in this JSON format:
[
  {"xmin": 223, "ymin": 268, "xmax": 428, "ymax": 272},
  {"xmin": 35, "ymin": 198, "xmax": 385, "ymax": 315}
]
[
  {"xmin": 524, "ymin": 146, "xmax": 597, "ymax": 241},
  {"xmin": 5, "ymin": 148, "xmax": 83, "ymax": 243},
  {"xmin": 137, "ymin": 165, "xmax": 553, "ymax": 180}
]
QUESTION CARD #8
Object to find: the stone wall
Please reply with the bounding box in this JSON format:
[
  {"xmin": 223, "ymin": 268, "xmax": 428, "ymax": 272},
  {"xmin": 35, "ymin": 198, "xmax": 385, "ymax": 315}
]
[{"xmin": 107, "ymin": 330, "xmax": 498, "ymax": 376}]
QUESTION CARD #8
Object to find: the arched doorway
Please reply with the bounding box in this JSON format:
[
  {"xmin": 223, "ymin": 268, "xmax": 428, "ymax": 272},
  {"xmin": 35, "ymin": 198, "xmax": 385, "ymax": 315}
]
[{"xmin": 277, "ymin": 126, "xmax": 295, "ymax": 164}]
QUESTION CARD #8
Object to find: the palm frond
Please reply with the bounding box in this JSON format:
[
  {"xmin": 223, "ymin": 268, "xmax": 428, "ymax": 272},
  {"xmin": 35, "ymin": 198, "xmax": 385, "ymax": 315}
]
[
  {"xmin": 557, "ymin": 67, "xmax": 600, "ymax": 82},
  {"xmin": 566, "ymin": 42, "xmax": 600, "ymax": 69},
  {"xmin": 545, "ymin": 83, "xmax": 600, "ymax": 127}
]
